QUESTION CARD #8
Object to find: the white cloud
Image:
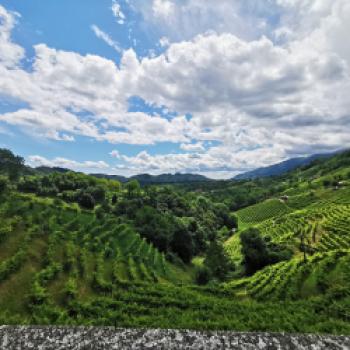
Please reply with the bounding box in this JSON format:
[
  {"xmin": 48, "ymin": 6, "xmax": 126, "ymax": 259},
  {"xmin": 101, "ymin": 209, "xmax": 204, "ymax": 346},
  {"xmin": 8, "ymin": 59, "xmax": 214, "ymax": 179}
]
[
  {"xmin": 159, "ymin": 36, "xmax": 170, "ymax": 47},
  {"xmin": 0, "ymin": 5, "xmax": 25, "ymax": 67},
  {"xmin": 28, "ymin": 155, "xmax": 110, "ymax": 172},
  {"xmin": 1, "ymin": 2, "xmax": 350, "ymax": 178},
  {"xmin": 91, "ymin": 24, "xmax": 121, "ymax": 52},
  {"xmin": 180, "ymin": 142, "xmax": 204, "ymax": 152},
  {"xmin": 109, "ymin": 149, "xmax": 121, "ymax": 158},
  {"xmin": 152, "ymin": 0, "xmax": 175, "ymax": 19},
  {"xmin": 131, "ymin": 0, "xmax": 280, "ymax": 42},
  {"xmin": 111, "ymin": 1, "xmax": 126, "ymax": 24}
]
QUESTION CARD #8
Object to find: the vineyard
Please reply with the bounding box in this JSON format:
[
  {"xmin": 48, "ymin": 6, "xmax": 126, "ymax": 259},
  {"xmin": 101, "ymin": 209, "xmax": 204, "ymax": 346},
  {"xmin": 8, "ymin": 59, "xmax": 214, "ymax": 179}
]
[
  {"xmin": 1, "ymin": 148, "xmax": 350, "ymax": 333},
  {"xmin": 0, "ymin": 193, "xmax": 192, "ymax": 321},
  {"xmin": 235, "ymin": 199, "xmax": 291, "ymax": 226},
  {"xmin": 225, "ymin": 185, "xmax": 350, "ymax": 303},
  {"xmin": 226, "ymin": 250, "xmax": 350, "ymax": 301}
]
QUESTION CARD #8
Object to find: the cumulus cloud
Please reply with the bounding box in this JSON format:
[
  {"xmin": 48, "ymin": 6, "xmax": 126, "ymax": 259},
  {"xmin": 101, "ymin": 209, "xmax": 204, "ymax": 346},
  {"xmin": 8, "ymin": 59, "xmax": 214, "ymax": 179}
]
[
  {"xmin": 152, "ymin": 0, "xmax": 175, "ymax": 19},
  {"xmin": 28, "ymin": 155, "xmax": 110, "ymax": 172},
  {"xmin": 180, "ymin": 142, "xmax": 204, "ymax": 152},
  {"xmin": 0, "ymin": 5, "xmax": 25, "ymax": 67},
  {"xmin": 0, "ymin": 2, "xmax": 350, "ymax": 178}
]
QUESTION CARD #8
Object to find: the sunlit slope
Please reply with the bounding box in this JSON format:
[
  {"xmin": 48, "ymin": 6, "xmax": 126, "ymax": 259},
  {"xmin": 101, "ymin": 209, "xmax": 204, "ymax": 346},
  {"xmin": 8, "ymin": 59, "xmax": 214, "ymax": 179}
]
[
  {"xmin": 226, "ymin": 250, "xmax": 350, "ymax": 300},
  {"xmin": 236, "ymin": 199, "xmax": 292, "ymax": 226},
  {"xmin": 225, "ymin": 182, "xmax": 350, "ymax": 300},
  {"xmin": 0, "ymin": 194, "xmax": 192, "ymax": 316}
]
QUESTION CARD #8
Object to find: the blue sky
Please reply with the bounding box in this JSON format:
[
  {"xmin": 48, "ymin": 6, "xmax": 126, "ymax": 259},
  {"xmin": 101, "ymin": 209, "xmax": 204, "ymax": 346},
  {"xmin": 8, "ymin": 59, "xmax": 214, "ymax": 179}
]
[{"xmin": 0, "ymin": 0, "xmax": 349, "ymax": 178}]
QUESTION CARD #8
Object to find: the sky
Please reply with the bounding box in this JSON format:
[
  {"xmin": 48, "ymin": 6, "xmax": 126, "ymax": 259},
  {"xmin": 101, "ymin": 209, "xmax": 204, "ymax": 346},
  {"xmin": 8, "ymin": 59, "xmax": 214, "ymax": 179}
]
[{"xmin": 0, "ymin": 0, "xmax": 349, "ymax": 179}]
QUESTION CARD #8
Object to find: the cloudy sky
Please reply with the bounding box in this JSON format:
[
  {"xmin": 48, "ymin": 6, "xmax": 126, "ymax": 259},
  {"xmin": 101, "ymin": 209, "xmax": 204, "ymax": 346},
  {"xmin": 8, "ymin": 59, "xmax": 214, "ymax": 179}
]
[{"xmin": 0, "ymin": 0, "xmax": 349, "ymax": 179}]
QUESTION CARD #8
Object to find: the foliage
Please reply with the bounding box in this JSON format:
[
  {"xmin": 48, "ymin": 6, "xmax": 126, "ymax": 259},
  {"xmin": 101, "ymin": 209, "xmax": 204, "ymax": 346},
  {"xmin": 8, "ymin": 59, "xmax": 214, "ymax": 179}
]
[
  {"xmin": 0, "ymin": 148, "xmax": 25, "ymax": 181},
  {"xmin": 204, "ymin": 240, "xmax": 233, "ymax": 281},
  {"xmin": 241, "ymin": 228, "xmax": 292, "ymax": 275},
  {"xmin": 0, "ymin": 175, "xmax": 8, "ymax": 194},
  {"xmin": 0, "ymin": 148, "xmax": 350, "ymax": 333}
]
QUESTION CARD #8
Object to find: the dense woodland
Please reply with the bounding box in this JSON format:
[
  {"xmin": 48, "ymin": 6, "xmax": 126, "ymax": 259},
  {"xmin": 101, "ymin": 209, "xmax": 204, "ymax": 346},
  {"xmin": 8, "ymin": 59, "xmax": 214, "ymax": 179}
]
[{"xmin": 0, "ymin": 148, "xmax": 350, "ymax": 333}]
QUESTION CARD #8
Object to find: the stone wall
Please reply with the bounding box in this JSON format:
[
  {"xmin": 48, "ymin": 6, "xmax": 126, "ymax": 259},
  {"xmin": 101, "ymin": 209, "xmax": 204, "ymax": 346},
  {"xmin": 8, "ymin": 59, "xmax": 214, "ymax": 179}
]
[{"xmin": 0, "ymin": 326, "xmax": 349, "ymax": 349}]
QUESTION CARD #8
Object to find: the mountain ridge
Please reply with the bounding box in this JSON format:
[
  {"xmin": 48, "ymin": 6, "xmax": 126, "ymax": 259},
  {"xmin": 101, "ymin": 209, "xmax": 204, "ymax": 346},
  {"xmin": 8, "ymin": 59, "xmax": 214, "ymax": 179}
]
[{"xmin": 233, "ymin": 151, "xmax": 339, "ymax": 180}]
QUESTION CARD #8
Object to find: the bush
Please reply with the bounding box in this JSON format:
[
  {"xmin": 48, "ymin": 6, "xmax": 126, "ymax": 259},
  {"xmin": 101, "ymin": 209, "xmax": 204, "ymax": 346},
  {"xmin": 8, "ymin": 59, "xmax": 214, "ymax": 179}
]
[
  {"xmin": 78, "ymin": 192, "xmax": 95, "ymax": 210},
  {"xmin": 241, "ymin": 228, "xmax": 292, "ymax": 275},
  {"xmin": 204, "ymin": 240, "xmax": 232, "ymax": 281},
  {"xmin": 0, "ymin": 175, "xmax": 8, "ymax": 194},
  {"xmin": 195, "ymin": 266, "xmax": 211, "ymax": 285}
]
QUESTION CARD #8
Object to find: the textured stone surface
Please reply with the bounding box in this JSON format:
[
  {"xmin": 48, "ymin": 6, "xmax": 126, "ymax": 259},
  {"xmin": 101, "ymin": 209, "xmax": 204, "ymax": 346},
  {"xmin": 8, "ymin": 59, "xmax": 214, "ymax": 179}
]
[{"xmin": 0, "ymin": 326, "xmax": 349, "ymax": 349}]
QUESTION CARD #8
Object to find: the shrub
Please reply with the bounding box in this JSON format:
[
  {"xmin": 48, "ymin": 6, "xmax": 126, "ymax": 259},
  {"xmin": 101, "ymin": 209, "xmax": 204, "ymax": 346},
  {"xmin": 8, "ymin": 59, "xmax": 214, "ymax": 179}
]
[
  {"xmin": 195, "ymin": 266, "xmax": 211, "ymax": 285},
  {"xmin": 78, "ymin": 192, "xmax": 95, "ymax": 210}
]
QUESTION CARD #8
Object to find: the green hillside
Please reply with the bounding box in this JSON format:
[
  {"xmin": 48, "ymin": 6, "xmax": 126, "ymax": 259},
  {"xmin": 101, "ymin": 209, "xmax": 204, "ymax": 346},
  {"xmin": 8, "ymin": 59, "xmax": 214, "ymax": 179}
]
[
  {"xmin": 0, "ymin": 148, "xmax": 350, "ymax": 333},
  {"xmin": 224, "ymin": 151, "xmax": 350, "ymax": 308}
]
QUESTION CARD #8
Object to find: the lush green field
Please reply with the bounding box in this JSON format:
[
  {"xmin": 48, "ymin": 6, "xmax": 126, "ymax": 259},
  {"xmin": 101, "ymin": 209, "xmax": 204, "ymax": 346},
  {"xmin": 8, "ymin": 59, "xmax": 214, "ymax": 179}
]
[{"xmin": 1, "ymin": 148, "xmax": 350, "ymax": 333}]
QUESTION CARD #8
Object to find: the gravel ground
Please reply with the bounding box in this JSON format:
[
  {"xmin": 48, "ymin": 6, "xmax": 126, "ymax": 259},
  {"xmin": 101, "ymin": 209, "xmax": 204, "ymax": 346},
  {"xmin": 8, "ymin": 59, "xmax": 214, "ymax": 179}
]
[{"xmin": 0, "ymin": 326, "xmax": 349, "ymax": 349}]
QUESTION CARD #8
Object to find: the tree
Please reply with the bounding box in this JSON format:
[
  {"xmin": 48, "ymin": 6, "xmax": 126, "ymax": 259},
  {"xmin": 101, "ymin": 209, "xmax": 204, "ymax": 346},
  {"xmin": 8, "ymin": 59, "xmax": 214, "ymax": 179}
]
[
  {"xmin": 227, "ymin": 213, "xmax": 238, "ymax": 230},
  {"xmin": 241, "ymin": 228, "xmax": 292, "ymax": 275},
  {"xmin": 195, "ymin": 266, "xmax": 211, "ymax": 285},
  {"xmin": 125, "ymin": 179, "xmax": 140, "ymax": 198},
  {"xmin": 240, "ymin": 228, "xmax": 270, "ymax": 275},
  {"xmin": 90, "ymin": 186, "xmax": 106, "ymax": 203},
  {"xmin": 170, "ymin": 220, "xmax": 194, "ymax": 263},
  {"xmin": 134, "ymin": 206, "xmax": 171, "ymax": 251},
  {"xmin": 0, "ymin": 176, "xmax": 8, "ymax": 194},
  {"xmin": 0, "ymin": 148, "xmax": 24, "ymax": 181},
  {"xmin": 204, "ymin": 240, "xmax": 232, "ymax": 281},
  {"xmin": 78, "ymin": 192, "xmax": 95, "ymax": 210}
]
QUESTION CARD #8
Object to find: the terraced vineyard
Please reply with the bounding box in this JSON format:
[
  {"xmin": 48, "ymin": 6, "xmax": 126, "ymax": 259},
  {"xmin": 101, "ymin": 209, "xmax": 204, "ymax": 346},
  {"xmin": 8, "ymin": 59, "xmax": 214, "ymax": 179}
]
[
  {"xmin": 0, "ymin": 193, "xmax": 191, "ymax": 321},
  {"xmin": 226, "ymin": 186, "xmax": 350, "ymax": 303},
  {"xmin": 1, "ymin": 148, "xmax": 350, "ymax": 333},
  {"xmin": 236, "ymin": 199, "xmax": 291, "ymax": 226},
  {"xmin": 226, "ymin": 250, "xmax": 350, "ymax": 301}
]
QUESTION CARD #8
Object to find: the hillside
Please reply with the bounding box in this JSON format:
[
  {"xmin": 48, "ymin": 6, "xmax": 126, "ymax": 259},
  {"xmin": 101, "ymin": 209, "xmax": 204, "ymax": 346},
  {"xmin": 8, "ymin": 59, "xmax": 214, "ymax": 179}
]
[
  {"xmin": 0, "ymin": 148, "xmax": 350, "ymax": 333},
  {"xmin": 234, "ymin": 152, "xmax": 336, "ymax": 180},
  {"xmin": 225, "ymin": 151, "xmax": 350, "ymax": 303},
  {"xmin": 92, "ymin": 172, "xmax": 210, "ymax": 184}
]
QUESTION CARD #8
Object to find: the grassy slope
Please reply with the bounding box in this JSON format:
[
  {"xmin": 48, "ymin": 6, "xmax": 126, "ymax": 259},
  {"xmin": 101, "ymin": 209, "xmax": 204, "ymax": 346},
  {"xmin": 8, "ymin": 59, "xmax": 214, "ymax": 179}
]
[
  {"xmin": 1, "ymin": 152, "xmax": 350, "ymax": 333},
  {"xmin": 224, "ymin": 156, "xmax": 350, "ymax": 306},
  {"xmin": 0, "ymin": 192, "xmax": 349, "ymax": 333}
]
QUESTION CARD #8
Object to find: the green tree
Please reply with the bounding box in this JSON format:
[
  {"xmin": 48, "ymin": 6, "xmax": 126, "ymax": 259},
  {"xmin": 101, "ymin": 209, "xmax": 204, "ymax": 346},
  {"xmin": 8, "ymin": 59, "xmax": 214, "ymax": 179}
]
[
  {"xmin": 125, "ymin": 179, "xmax": 141, "ymax": 198},
  {"xmin": 204, "ymin": 240, "xmax": 232, "ymax": 281},
  {"xmin": 0, "ymin": 148, "xmax": 25, "ymax": 181},
  {"xmin": 171, "ymin": 225, "xmax": 193, "ymax": 264},
  {"xmin": 241, "ymin": 228, "xmax": 270, "ymax": 275},
  {"xmin": 241, "ymin": 228, "xmax": 292, "ymax": 275},
  {"xmin": 0, "ymin": 176, "xmax": 8, "ymax": 194},
  {"xmin": 195, "ymin": 266, "xmax": 211, "ymax": 285},
  {"xmin": 78, "ymin": 192, "xmax": 95, "ymax": 210}
]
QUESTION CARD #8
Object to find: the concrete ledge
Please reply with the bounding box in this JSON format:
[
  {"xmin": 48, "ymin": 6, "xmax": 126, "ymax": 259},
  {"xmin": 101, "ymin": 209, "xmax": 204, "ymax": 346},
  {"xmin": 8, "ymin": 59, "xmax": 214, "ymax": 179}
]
[{"xmin": 0, "ymin": 326, "xmax": 349, "ymax": 349}]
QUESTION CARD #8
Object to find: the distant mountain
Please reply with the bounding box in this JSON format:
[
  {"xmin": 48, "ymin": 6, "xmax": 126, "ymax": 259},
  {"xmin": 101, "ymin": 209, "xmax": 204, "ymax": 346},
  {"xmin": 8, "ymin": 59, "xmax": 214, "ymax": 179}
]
[
  {"xmin": 92, "ymin": 172, "xmax": 211, "ymax": 184},
  {"xmin": 91, "ymin": 173, "xmax": 129, "ymax": 183},
  {"xmin": 132, "ymin": 173, "xmax": 210, "ymax": 184},
  {"xmin": 234, "ymin": 152, "xmax": 337, "ymax": 180},
  {"xmin": 32, "ymin": 165, "xmax": 210, "ymax": 184}
]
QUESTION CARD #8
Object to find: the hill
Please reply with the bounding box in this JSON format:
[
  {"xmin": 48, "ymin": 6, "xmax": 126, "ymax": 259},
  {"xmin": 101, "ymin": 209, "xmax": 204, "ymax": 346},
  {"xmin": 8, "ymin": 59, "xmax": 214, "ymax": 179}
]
[
  {"xmin": 0, "ymin": 147, "xmax": 350, "ymax": 333},
  {"xmin": 92, "ymin": 172, "xmax": 211, "ymax": 184},
  {"xmin": 234, "ymin": 152, "xmax": 336, "ymax": 180},
  {"xmin": 225, "ymin": 150, "xmax": 350, "ymax": 304}
]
